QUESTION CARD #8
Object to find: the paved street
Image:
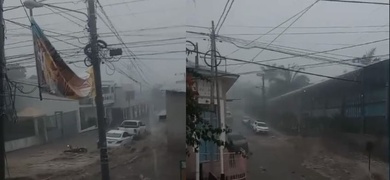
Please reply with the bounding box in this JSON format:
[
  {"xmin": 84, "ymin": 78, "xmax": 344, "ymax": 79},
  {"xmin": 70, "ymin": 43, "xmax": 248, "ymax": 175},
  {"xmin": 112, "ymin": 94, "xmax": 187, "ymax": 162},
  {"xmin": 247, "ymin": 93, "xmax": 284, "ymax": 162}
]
[
  {"xmin": 230, "ymin": 110, "xmax": 388, "ymax": 180},
  {"xmin": 5, "ymin": 109, "xmax": 177, "ymax": 180}
]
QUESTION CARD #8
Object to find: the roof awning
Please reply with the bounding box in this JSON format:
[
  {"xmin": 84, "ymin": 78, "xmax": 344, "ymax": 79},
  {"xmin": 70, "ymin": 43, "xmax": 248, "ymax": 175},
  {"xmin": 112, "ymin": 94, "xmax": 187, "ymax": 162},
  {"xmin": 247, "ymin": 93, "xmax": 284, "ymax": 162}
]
[{"xmin": 17, "ymin": 107, "xmax": 46, "ymax": 118}]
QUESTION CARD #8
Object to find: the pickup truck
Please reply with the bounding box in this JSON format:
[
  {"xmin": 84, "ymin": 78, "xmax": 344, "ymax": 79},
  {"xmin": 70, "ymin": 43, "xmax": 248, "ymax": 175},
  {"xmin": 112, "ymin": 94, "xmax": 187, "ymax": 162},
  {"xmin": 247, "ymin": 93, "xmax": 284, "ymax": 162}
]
[{"xmin": 118, "ymin": 120, "xmax": 147, "ymax": 137}]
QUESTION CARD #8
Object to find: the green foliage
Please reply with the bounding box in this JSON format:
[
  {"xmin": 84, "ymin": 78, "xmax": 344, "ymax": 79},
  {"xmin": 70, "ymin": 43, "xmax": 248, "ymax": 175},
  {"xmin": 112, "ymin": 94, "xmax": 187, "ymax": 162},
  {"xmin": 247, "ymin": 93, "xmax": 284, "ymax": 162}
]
[
  {"xmin": 352, "ymin": 48, "xmax": 381, "ymax": 67},
  {"xmin": 186, "ymin": 68, "xmax": 229, "ymax": 155}
]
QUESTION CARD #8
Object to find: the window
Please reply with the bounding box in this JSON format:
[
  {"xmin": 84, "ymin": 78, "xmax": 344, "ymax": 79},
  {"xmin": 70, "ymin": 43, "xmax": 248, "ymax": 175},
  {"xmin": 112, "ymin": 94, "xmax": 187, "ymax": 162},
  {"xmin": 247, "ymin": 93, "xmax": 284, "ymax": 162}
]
[
  {"xmin": 45, "ymin": 116, "xmax": 58, "ymax": 130},
  {"xmin": 122, "ymin": 121, "xmax": 139, "ymax": 128}
]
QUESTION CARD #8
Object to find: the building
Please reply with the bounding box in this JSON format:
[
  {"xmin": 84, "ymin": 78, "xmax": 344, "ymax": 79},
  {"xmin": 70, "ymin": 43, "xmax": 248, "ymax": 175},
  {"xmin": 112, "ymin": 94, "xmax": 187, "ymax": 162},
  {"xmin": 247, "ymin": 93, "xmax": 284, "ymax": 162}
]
[
  {"xmin": 268, "ymin": 59, "xmax": 390, "ymax": 161},
  {"xmin": 186, "ymin": 63, "xmax": 247, "ymax": 180},
  {"xmin": 110, "ymin": 83, "xmax": 135, "ymax": 127},
  {"xmin": 268, "ymin": 59, "xmax": 389, "ymax": 136},
  {"xmin": 78, "ymin": 81, "xmax": 149, "ymax": 130},
  {"xmin": 5, "ymin": 79, "xmax": 81, "ymax": 152},
  {"xmin": 78, "ymin": 80, "xmax": 116, "ymax": 132}
]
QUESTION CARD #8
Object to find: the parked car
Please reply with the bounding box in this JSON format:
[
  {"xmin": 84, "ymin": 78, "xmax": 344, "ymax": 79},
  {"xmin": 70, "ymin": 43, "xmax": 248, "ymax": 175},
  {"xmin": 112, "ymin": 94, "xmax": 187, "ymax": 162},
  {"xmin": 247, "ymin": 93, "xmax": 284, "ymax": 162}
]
[
  {"xmin": 226, "ymin": 132, "xmax": 249, "ymax": 155},
  {"xmin": 118, "ymin": 120, "xmax": 147, "ymax": 137},
  {"xmin": 97, "ymin": 130, "xmax": 133, "ymax": 148},
  {"xmin": 252, "ymin": 121, "xmax": 269, "ymax": 134}
]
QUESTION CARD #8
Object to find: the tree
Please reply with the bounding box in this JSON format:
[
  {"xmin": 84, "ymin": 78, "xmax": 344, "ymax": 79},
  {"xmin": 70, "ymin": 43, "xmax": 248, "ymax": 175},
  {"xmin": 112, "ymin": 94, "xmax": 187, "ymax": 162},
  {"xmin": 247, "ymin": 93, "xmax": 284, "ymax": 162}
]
[
  {"xmin": 352, "ymin": 48, "xmax": 381, "ymax": 67},
  {"xmin": 186, "ymin": 68, "xmax": 227, "ymax": 154},
  {"xmin": 261, "ymin": 64, "xmax": 310, "ymax": 98},
  {"xmin": 7, "ymin": 63, "xmax": 27, "ymax": 80}
]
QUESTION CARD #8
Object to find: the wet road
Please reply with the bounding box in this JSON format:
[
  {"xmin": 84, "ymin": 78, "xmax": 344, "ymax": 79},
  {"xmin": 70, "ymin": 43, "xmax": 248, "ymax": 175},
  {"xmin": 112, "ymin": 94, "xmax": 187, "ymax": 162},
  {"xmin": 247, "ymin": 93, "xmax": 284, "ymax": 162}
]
[{"xmin": 231, "ymin": 110, "xmax": 329, "ymax": 180}]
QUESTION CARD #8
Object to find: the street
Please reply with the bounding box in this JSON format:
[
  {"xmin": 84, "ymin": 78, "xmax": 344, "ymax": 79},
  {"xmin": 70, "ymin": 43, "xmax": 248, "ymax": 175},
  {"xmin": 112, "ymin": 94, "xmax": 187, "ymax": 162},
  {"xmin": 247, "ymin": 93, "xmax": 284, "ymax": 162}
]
[
  {"xmin": 230, "ymin": 110, "xmax": 388, "ymax": 180},
  {"xmin": 5, "ymin": 109, "xmax": 177, "ymax": 180}
]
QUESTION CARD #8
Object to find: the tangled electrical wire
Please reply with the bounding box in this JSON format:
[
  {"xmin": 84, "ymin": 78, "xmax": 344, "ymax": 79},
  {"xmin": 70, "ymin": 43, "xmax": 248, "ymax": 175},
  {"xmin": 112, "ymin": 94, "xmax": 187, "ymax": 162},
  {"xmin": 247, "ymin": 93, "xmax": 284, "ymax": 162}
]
[{"xmin": 83, "ymin": 39, "xmax": 122, "ymax": 67}]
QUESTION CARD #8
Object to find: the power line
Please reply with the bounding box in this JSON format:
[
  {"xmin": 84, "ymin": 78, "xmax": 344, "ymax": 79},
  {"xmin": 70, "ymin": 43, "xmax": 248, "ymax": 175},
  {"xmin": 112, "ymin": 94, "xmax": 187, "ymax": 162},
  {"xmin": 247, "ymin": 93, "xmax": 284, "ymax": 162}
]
[
  {"xmin": 216, "ymin": 0, "xmax": 231, "ymax": 31},
  {"xmin": 225, "ymin": 24, "xmax": 390, "ymax": 29},
  {"xmin": 221, "ymin": 30, "xmax": 389, "ymax": 36},
  {"xmin": 320, "ymin": 0, "xmax": 390, "ymax": 5},
  {"xmin": 96, "ymin": 2, "xmax": 150, "ymax": 85},
  {"xmin": 195, "ymin": 51, "xmax": 359, "ymax": 83},
  {"xmin": 44, "ymin": 6, "xmax": 86, "ymax": 28},
  {"xmin": 218, "ymin": 35, "xmax": 388, "ymax": 64},
  {"xmin": 225, "ymin": 0, "xmax": 323, "ymax": 59},
  {"xmin": 218, "ymin": 35, "xmax": 363, "ymax": 67},
  {"xmin": 8, "ymin": 0, "xmax": 150, "ymax": 21},
  {"xmin": 216, "ymin": 0, "xmax": 235, "ymax": 34},
  {"xmin": 96, "ymin": 9, "xmax": 145, "ymax": 83},
  {"xmin": 250, "ymin": 0, "xmax": 319, "ymax": 62}
]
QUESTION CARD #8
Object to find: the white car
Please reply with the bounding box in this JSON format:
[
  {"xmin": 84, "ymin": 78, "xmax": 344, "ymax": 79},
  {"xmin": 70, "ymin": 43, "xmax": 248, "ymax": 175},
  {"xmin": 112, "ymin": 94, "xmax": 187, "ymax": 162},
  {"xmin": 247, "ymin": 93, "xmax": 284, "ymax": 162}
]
[
  {"xmin": 252, "ymin": 121, "xmax": 269, "ymax": 134},
  {"xmin": 242, "ymin": 116, "xmax": 250, "ymax": 124},
  {"xmin": 106, "ymin": 130, "xmax": 133, "ymax": 148},
  {"xmin": 118, "ymin": 120, "xmax": 147, "ymax": 137}
]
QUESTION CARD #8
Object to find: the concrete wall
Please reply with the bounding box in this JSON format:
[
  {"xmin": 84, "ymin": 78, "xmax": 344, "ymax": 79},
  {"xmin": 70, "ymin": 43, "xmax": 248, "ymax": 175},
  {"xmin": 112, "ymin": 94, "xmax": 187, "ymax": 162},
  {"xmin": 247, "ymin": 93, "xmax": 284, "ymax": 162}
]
[
  {"xmin": 166, "ymin": 90, "xmax": 186, "ymax": 154},
  {"xmin": 5, "ymin": 80, "xmax": 81, "ymax": 151},
  {"xmin": 14, "ymin": 80, "xmax": 80, "ymax": 116},
  {"xmin": 5, "ymin": 136, "xmax": 43, "ymax": 152}
]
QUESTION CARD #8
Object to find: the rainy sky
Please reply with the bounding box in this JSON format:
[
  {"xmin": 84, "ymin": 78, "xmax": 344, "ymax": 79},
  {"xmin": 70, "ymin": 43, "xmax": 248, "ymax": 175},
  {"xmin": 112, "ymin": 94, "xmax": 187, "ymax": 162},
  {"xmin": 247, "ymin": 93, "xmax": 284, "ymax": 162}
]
[
  {"xmin": 4, "ymin": 0, "xmax": 186, "ymax": 90},
  {"xmin": 186, "ymin": 0, "xmax": 389, "ymax": 86}
]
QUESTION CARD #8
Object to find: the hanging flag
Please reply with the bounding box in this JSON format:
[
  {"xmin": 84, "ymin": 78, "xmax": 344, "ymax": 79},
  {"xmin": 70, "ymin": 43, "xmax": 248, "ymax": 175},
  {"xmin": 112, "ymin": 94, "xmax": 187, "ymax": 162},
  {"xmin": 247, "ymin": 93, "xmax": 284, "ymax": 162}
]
[{"xmin": 31, "ymin": 19, "xmax": 93, "ymax": 99}]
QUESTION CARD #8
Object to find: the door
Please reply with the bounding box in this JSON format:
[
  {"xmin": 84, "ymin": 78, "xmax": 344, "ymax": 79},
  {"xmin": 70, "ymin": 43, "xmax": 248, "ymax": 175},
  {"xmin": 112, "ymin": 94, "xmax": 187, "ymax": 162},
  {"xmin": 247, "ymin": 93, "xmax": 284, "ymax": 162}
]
[{"xmin": 139, "ymin": 121, "xmax": 146, "ymax": 134}]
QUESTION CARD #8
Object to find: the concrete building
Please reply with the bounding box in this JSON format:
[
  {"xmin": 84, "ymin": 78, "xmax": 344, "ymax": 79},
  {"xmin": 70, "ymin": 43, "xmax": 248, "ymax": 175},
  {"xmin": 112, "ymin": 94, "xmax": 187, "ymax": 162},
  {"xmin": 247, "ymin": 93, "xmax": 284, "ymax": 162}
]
[
  {"xmin": 165, "ymin": 89, "xmax": 186, "ymax": 153},
  {"xmin": 186, "ymin": 63, "xmax": 246, "ymax": 180},
  {"xmin": 268, "ymin": 59, "xmax": 389, "ymax": 136},
  {"xmin": 78, "ymin": 80, "xmax": 116, "ymax": 132},
  {"xmin": 110, "ymin": 84, "xmax": 135, "ymax": 127},
  {"xmin": 5, "ymin": 79, "xmax": 81, "ymax": 152}
]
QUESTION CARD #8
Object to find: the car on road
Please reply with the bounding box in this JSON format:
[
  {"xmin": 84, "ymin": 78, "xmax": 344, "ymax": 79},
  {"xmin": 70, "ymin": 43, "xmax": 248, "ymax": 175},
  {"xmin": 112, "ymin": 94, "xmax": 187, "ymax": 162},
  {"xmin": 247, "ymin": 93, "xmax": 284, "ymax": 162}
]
[
  {"xmin": 97, "ymin": 130, "xmax": 133, "ymax": 148},
  {"xmin": 252, "ymin": 121, "xmax": 269, "ymax": 134},
  {"xmin": 242, "ymin": 116, "xmax": 250, "ymax": 124},
  {"xmin": 226, "ymin": 132, "xmax": 249, "ymax": 155},
  {"xmin": 118, "ymin": 120, "xmax": 147, "ymax": 138}
]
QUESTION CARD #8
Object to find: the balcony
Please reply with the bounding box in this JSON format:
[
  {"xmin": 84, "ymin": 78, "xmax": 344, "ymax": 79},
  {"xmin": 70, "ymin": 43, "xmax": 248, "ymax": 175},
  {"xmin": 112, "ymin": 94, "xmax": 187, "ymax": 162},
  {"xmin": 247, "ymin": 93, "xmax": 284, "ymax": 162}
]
[{"xmin": 79, "ymin": 93, "xmax": 115, "ymax": 107}]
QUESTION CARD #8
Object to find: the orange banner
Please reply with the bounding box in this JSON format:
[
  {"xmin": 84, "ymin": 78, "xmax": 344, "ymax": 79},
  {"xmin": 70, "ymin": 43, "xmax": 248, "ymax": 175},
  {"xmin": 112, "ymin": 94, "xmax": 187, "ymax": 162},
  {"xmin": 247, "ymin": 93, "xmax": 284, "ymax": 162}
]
[{"xmin": 31, "ymin": 19, "xmax": 93, "ymax": 99}]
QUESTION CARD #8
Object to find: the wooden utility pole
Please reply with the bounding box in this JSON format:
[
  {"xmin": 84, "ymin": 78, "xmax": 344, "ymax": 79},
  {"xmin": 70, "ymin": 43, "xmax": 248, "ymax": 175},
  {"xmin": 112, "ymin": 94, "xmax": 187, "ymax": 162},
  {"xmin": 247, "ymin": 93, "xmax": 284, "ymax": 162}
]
[{"xmin": 87, "ymin": 0, "xmax": 110, "ymax": 179}]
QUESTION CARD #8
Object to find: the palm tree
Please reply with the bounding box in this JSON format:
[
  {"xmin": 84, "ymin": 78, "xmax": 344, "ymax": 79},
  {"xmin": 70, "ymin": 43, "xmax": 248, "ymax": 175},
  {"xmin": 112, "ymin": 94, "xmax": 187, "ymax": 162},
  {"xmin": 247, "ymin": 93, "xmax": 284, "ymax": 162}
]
[
  {"xmin": 352, "ymin": 48, "xmax": 381, "ymax": 67},
  {"xmin": 261, "ymin": 64, "xmax": 310, "ymax": 97}
]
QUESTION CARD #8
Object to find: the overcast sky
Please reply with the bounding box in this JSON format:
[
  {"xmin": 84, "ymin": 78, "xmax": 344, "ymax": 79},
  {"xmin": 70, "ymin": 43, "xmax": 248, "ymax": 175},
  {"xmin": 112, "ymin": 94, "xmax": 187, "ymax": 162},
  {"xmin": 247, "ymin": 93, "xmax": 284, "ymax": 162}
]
[
  {"xmin": 4, "ymin": 0, "xmax": 186, "ymax": 90},
  {"xmin": 3, "ymin": 0, "xmax": 389, "ymax": 91},
  {"xmin": 186, "ymin": 0, "xmax": 389, "ymax": 86}
]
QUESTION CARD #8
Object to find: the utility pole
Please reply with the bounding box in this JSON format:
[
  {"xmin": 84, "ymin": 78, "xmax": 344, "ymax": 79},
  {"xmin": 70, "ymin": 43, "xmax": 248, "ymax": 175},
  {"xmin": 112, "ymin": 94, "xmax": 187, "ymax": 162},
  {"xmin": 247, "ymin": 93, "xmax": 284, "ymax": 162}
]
[
  {"xmin": 0, "ymin": 0, "xmax": 5, "ymax": 178},
  {"xmin": 262, "ymin": 75, "xmax": 266, "ymax": 121},
  {"xmin": 208, "ymin": 21, "xmax": 216, "ymax": 176},
  {"xmin": 29, "ymin": 3, "xmax": 43, "ymax": 101},
  {"xmin": 211, "ymin": 21, "xmax": 225, "ymax": 180},
  {"xmin": 210, "ymin": 21, "xmax": 225, "ymax": 180},
  {"xmin": 87, "ymin": 0, "xmax": 110, "ymax": 179}
]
